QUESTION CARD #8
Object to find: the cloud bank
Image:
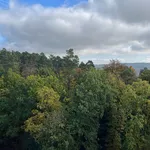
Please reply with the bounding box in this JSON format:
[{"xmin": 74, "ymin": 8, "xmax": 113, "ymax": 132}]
[{"xmin": 0, "ymin": 0, "xmax": 150, "ymax": 63}]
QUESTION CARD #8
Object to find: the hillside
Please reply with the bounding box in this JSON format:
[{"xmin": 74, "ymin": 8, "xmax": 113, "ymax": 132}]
[{"xmin": 95, "ymin": 63, "xmax": 150, "ymax": 75}]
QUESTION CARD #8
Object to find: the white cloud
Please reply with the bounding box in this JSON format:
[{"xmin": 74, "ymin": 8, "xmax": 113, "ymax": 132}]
[
  {"xmin": 144, "ymin": 57, "xmax": 150, "ymax": 63},
  {"xmin": 0, "ymin": 0, "xmax": 150, "ymax": 62}
]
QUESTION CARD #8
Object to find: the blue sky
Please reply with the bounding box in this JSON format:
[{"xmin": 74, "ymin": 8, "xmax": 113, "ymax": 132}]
[
  {"xmin": 18, "ymin": 0, "xmax": 87, "ymax": 7},
  {"xmin": 0, "ymin": 0, "xmax": 9, "ymax": 9},
  {"xmin": 0, "ymin": 35, "xmax": 5, "ymax": 43},
  {"xmin": 0, "ymin": 0, "xmax": 87, "ymax": 9}
]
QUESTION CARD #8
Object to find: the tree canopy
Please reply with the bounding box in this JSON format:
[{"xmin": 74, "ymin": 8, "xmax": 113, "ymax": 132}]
[{"xmin": 0, "ymin": 49, "xmax": 150, "ymax": 150}]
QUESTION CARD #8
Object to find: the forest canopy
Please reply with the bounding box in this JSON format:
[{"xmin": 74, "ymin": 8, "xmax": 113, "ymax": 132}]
[{"xmin": 0, "ymin": 48, "xmax": 150, "ymax": 150}]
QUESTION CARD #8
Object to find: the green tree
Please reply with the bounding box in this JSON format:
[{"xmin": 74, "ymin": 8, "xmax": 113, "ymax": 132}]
[
  {"xmin": 63, "ymin": 49, "xmax": 79, "ymax": 70},
  {"xmin": 121, "ymin": 80, "xmax": 150, "ymax": 150},
  {"xmin": 0, "ymin": 69, "xmax": 37, "ymax": 149},
  {"xmin": 66, "ymin": 70, "xmax": 116, "ymax": 150},
  {"xmin": 139, "ymin": 68, "xmax": 150, "ymax": 83},
  {"xmin": 104, "ymin": 60, "xmax": 137, "ymax": 84},
  {"xmin": 24, "ymin": 86, "xmax": 63, "ymax": 150},
  {"xmin": 98, "ymin": 73, "xmax": 126, "ymax": 150},
  {"xmin": 120, "ymin": 67, "xmax": 137, "ymax": 84},
  {"xmin": 79, "ymin": 60, "xmax": 95, "ymax": 71}
]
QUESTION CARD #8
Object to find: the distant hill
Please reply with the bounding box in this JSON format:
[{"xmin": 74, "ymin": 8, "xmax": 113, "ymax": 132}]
[{"xmin": 95, "ymin": 63, "xmax": 150, "ymax": 75}]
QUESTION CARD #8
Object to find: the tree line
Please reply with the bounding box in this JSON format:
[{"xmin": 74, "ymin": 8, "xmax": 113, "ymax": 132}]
[{"xmin": 0, "ymin": 48, "xmax": 150, "ymax": 150}]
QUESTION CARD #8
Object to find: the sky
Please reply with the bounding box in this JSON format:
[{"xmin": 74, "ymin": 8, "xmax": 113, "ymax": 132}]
[{"xmin": 0, "ymin": 0, "xmax": 150, "ymax": 64}]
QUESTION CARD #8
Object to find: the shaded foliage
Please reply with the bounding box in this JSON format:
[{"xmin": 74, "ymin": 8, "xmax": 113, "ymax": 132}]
[{"xmin": 139, "ymin": 68, "xmax": 150, "ymax": 83}]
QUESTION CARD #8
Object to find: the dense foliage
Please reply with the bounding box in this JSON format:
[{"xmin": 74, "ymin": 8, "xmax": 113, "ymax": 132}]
[{"xmin": 0, "ymin": 49, "xmax": 150, "ymax": 150}]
